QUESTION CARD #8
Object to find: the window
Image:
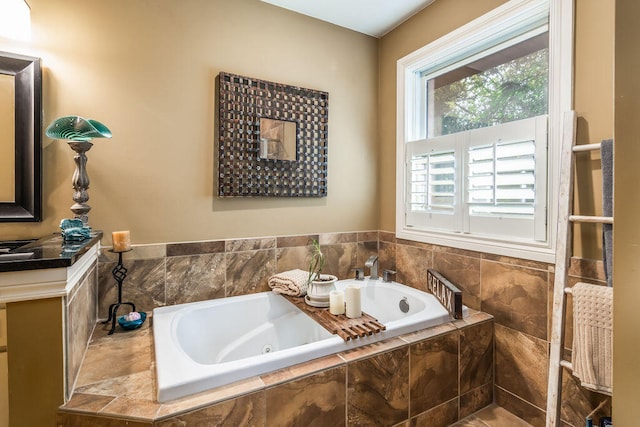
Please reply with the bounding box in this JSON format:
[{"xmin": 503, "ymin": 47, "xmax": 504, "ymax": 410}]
[{"xmin": 397, "ymin": 0, "xmax": 574, "ymax": 262}]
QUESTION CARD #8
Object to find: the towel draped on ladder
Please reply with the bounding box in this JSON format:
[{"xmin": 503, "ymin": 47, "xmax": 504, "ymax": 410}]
[{"xmin": 571, "ymin": 282, "xmax": 613, "ymax": 395}]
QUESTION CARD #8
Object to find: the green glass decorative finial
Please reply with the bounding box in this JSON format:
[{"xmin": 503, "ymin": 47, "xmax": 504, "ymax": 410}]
[
  {"xmin": 45, "ymin": 115, "xmax": 112, "ymax": 141},
  {"xmin": 46, "ymin": 115, "xmax": 112, "ymax": 226}
]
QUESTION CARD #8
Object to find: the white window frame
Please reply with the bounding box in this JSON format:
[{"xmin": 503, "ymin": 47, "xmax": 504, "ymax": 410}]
[{"xmin": 396, "ymin": 0, "xmax": 574, "ymax": 263}]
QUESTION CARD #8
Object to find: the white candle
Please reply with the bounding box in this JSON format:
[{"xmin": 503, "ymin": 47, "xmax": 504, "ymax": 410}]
[
  {"xmin": 329, "ymin": 290, "xmax": 345, "ymax": 315},
  {"xmin": 112, "ymin": 230, "xmax": 131, "ymax": 252},
  {"xmin": 345, "ymin": 284, "xmax": 362, "ymax": 318}
]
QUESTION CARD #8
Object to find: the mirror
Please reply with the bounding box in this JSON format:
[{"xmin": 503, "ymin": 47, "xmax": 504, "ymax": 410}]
[
  {"xmin": 0, "ymin": 51, "xmax": 41, "ymax": 222},
  {"xmin": 259, "ymin": 118, "xmax": 297, "ymax": 161}
]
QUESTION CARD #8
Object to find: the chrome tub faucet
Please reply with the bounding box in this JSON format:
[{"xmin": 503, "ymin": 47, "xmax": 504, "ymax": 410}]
[{"xmin": 365, "ymin": 255, "xmax": 379, "ymax": 280}]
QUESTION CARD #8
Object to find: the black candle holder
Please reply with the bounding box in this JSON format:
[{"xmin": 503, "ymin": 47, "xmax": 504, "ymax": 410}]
[{"xmin": 103, "ymin": 249, "xmax": 136, "ymax": 335}]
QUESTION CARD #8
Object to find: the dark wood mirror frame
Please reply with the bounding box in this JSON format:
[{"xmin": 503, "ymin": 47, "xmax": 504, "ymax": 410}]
[{"xmin": 0, "ymin": 51, "xmax": 42, "ymax": 222}]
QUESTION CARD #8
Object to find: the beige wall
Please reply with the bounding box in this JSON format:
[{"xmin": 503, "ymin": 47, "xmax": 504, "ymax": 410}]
[
  {"xmin": 573, "ymin": 0, "xmax": 615, "ymax": 259},
  {"xmin": 613, "ymin": 0, "xmax": 640, "ymax": 423},
  {"xmin": 0, "ymin": 0, "xmax": 378, "ymax": 244}
]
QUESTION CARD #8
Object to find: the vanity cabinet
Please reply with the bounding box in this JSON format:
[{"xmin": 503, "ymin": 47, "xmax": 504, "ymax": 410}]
[{"xmin": 0, "ymin": 234, "xmax": 101, "ymax": 427}]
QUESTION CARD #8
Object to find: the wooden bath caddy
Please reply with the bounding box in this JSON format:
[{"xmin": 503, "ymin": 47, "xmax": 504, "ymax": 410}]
[{"xmin": 283, "ymin": 295, "xmax": 386, "ymax": 341}]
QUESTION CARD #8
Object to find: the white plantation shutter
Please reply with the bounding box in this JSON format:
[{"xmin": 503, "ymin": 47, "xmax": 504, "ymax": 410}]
[
  {"xmin": 410, "ymin": 151, "xmax": 455, "ymax": 213},
  {"xmin": 406, "ymin": 115, "xmax": 547, "ymax": 241},
  {"xmin": 465, "ymin": 115, "xmax": 548, "ymax": 240},
  {"xmin": 468, "ymin": 140, "xmax": 536, "ymax": 215},
  {"xmin": 406, "ymin": 133, "xmax": 462, "ymax": 231}
]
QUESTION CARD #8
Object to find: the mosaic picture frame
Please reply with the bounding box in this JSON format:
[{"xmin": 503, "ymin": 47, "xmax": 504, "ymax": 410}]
[{"xmin": 217, "ymin": 71, "xmax": 329, "ymax": 197}]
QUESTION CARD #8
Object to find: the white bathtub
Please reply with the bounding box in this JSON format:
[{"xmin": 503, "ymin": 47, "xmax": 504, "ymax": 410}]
[{"xmin": 153, "ymin": 278, "xmax": 467, "ymax": 402}]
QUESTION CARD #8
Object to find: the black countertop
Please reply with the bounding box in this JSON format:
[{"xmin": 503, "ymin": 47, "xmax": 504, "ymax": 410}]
[{"xmin": 0, "ymin": 232, "xmax": 103, "ymax": 273}]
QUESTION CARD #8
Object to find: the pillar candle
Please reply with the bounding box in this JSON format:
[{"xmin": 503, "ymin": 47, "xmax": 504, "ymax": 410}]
[
  {"xmin": 345, "ymin": 284, "xmax": 362, "ymax": 318},
  {"xmin": 112, "ymin": 230, "xmax": 131, "ymax": 252},
  {"xmin": 329, "ymin": 290, "xmax": 345, "ymax": 315}
]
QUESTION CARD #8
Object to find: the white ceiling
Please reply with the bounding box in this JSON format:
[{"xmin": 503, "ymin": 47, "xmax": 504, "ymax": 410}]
[{"xmin": 260, "ymin": 0, "xmax": 435, "ymax": 38}]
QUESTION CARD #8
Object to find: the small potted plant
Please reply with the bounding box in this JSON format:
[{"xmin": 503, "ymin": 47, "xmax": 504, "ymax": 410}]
[{"xmin": 305, "ymin": 240, "xmax": 338, "ymax": 307}]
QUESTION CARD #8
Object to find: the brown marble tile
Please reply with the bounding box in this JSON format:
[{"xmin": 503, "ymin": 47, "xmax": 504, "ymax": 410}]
[
  {"xmin": 459, "ymin": 383, "xmax": 493, "ymax": 420},
  {"xmin": 75, "ymin": 369, "xmax": 155, "ymax": 402},
  {"xmin": 460, "ymin": 320, "xmax": 493, "ymax": 394},
  {"xmin": 261, "ymin": 354, "xmax": 344, "ymax": 387},
  {"xmin": 559, "ymin": 369, "xmax": 611, "ymax": 427},
  {"xmin": 494, "ymin": 324, "xmax": 548, "ymax": 409},
  {"xmin": 462, "ymin": 403, "xmax": 533, "ymax": 427},
  {"xmin": 396, "ymin": 239, "xmax": 435, "ymax": 250},
  {"xmin": 56, "ymin": 412, "xmax": 152, "ymax": 427},
  {"xmin": 480, "ymin": 253, "xmax": 550, "ymax": 272},
  {"xmin": 100, "ymin": 396, "xmax": 161, "ymax": 419},
  {"xmin": 494, "ymin": 387, "xmax": 545, "ymax": 427},
  {"xmin": 276, "ymin": 246, "xmax": 311, "ymax": 273},
  {"xmin": 76, "ymin": 327, "xmax": 152, "ymax": 388},
  {"xmin": 98, "ymin": 258, "xmax": 166, "ymax": 318},
  {"xmin": 61, "ymin": 393, "xmax": 116, "ymax": 413},
  {"xmin": 166, "ymin": 240, "xmax": 225, "ymax": 257},
  {"xmin": 165, "ymin": 253, "xmax": 225, "ymax": 305},
  {"xmin": 379, "ymin": 231, "xmax": 397, "ymax": 243},
  {"xmin": 338, "ymin": 337, "xmax": 407, "ymax": 362},
  {"xmin": 379, "ymin": 240, "xmax": 397, "ymax": 275},
  {"xmin": 156, "ymin": 391, "xmax": 266, "ymax": 427},
  {"xmin": 322, "ymin": 242, "xmax": 357, "ymax": 279},
  {"xmin": 266, "ymin": 366, "xmax": 346, "ymax": 427},
  {"xmin": 410, "ymin": 331, "xmax": 458, "ymax": 416},
  {"xmin": 225, "ymin": 237, "xmax": 276, "ymax": 252},
  {"xmin": 433, "ymin": 250, "xmax": 481, "ymax": 311},
  {"xmin": 481, "ymin": 260, "xmax": 548, "ymax": 340},
  {"xmin": 410, "ymin": 397, "xmax": 458, "ymax": 427},
  {"xmin": 449, "ymin": 416, "xmax": 490, "ymax": 427},
  {"xmin": 348, "ymin": 347, "xmax": 409, "ymax": 426},
  {"xmin": 155, "ymin": 376, "xmax": 266, "ymax": 419},
  {"xmin": 433, "ymin": 245, "xmax": 482, "ymax": 259},
  {"xmin": 399, "ymin": 323, "xmax": 456, "ymax": 345},
  {"xmin": 357, "ymin": 230, "xmax": 379, "ymax": 242},
  {"xmin": 67, "ymin": 265, "xmax": 98, "ymax": 395},
  {"xmin": 319, "ymin": 232, "xmax": 357, "ymax": 245},
  {"xmin": 456, "ymin": 311, "xmax": 494, "ymax": 328},
  {"xmin": 226, "ymin": 249, "xmax": 276, "ymax": 296},
  {"xmin": 277, "ymin": 234, "xmax": 318, "ymax": 248},
  {"xmin": 100, "ymin": 244, "xmax": 166, "ymax": 261},
  {"xmin": 357, "ymin": 241, "xmax": 378, "ymax": 271},
  {"xmin": 568, "ymin": 256, "xmax": 606, "ymax": 282},
  {"xmin": 396, "ymin": 244, "xmax": 433, "ymax": 291}
]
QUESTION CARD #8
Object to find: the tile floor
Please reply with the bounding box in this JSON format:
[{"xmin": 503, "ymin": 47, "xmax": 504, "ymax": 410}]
[{"xmin": 453, "ymin": 404, "xmax": 532, "ymax": 426}]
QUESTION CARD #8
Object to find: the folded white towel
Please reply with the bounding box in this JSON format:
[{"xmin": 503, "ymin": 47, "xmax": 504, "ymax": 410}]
[
  {"xmin": 268, "ymin": 269, "xmax": 309, "ymax": 296},
  {"xmin": 571, "ymin": 282, "xmax": 613, "ymax": 395}
]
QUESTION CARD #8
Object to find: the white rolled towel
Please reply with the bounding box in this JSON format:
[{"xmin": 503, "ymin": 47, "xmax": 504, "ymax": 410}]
[{"xmin": 268, "ymin": 269, "xmax": 309, "ymax": 296}]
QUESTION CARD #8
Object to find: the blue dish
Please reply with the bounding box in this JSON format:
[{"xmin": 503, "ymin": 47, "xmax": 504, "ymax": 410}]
[{"xmin": 118, "ymin": 311, "xmax": 146, "ymax": 330}]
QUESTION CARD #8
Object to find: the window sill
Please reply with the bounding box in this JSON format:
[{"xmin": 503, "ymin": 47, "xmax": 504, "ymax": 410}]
[{"xmin": 397, "ymin": 227, "xmax": 555, "ymax": 263}]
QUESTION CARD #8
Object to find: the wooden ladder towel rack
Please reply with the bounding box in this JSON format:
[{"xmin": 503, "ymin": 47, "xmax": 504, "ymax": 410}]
[{"xmin": 545, "ymin": 111, "xmax": 613, "ymax": 426}]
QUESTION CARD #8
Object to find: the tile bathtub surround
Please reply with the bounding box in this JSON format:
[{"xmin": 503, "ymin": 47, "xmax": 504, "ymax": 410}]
[
  {"xmin": 94, "ymin": 231, "xmax": 610, "ymax": 426},
  {"xmin": 57, "ymin": 310, "xmax": 494, "ymax": 425}
]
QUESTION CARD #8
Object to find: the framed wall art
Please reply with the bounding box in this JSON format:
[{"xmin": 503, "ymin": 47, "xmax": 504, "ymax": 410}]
[{"xmin": 217, "ymin": 71, "xmax": 329, "ymax": 197}]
